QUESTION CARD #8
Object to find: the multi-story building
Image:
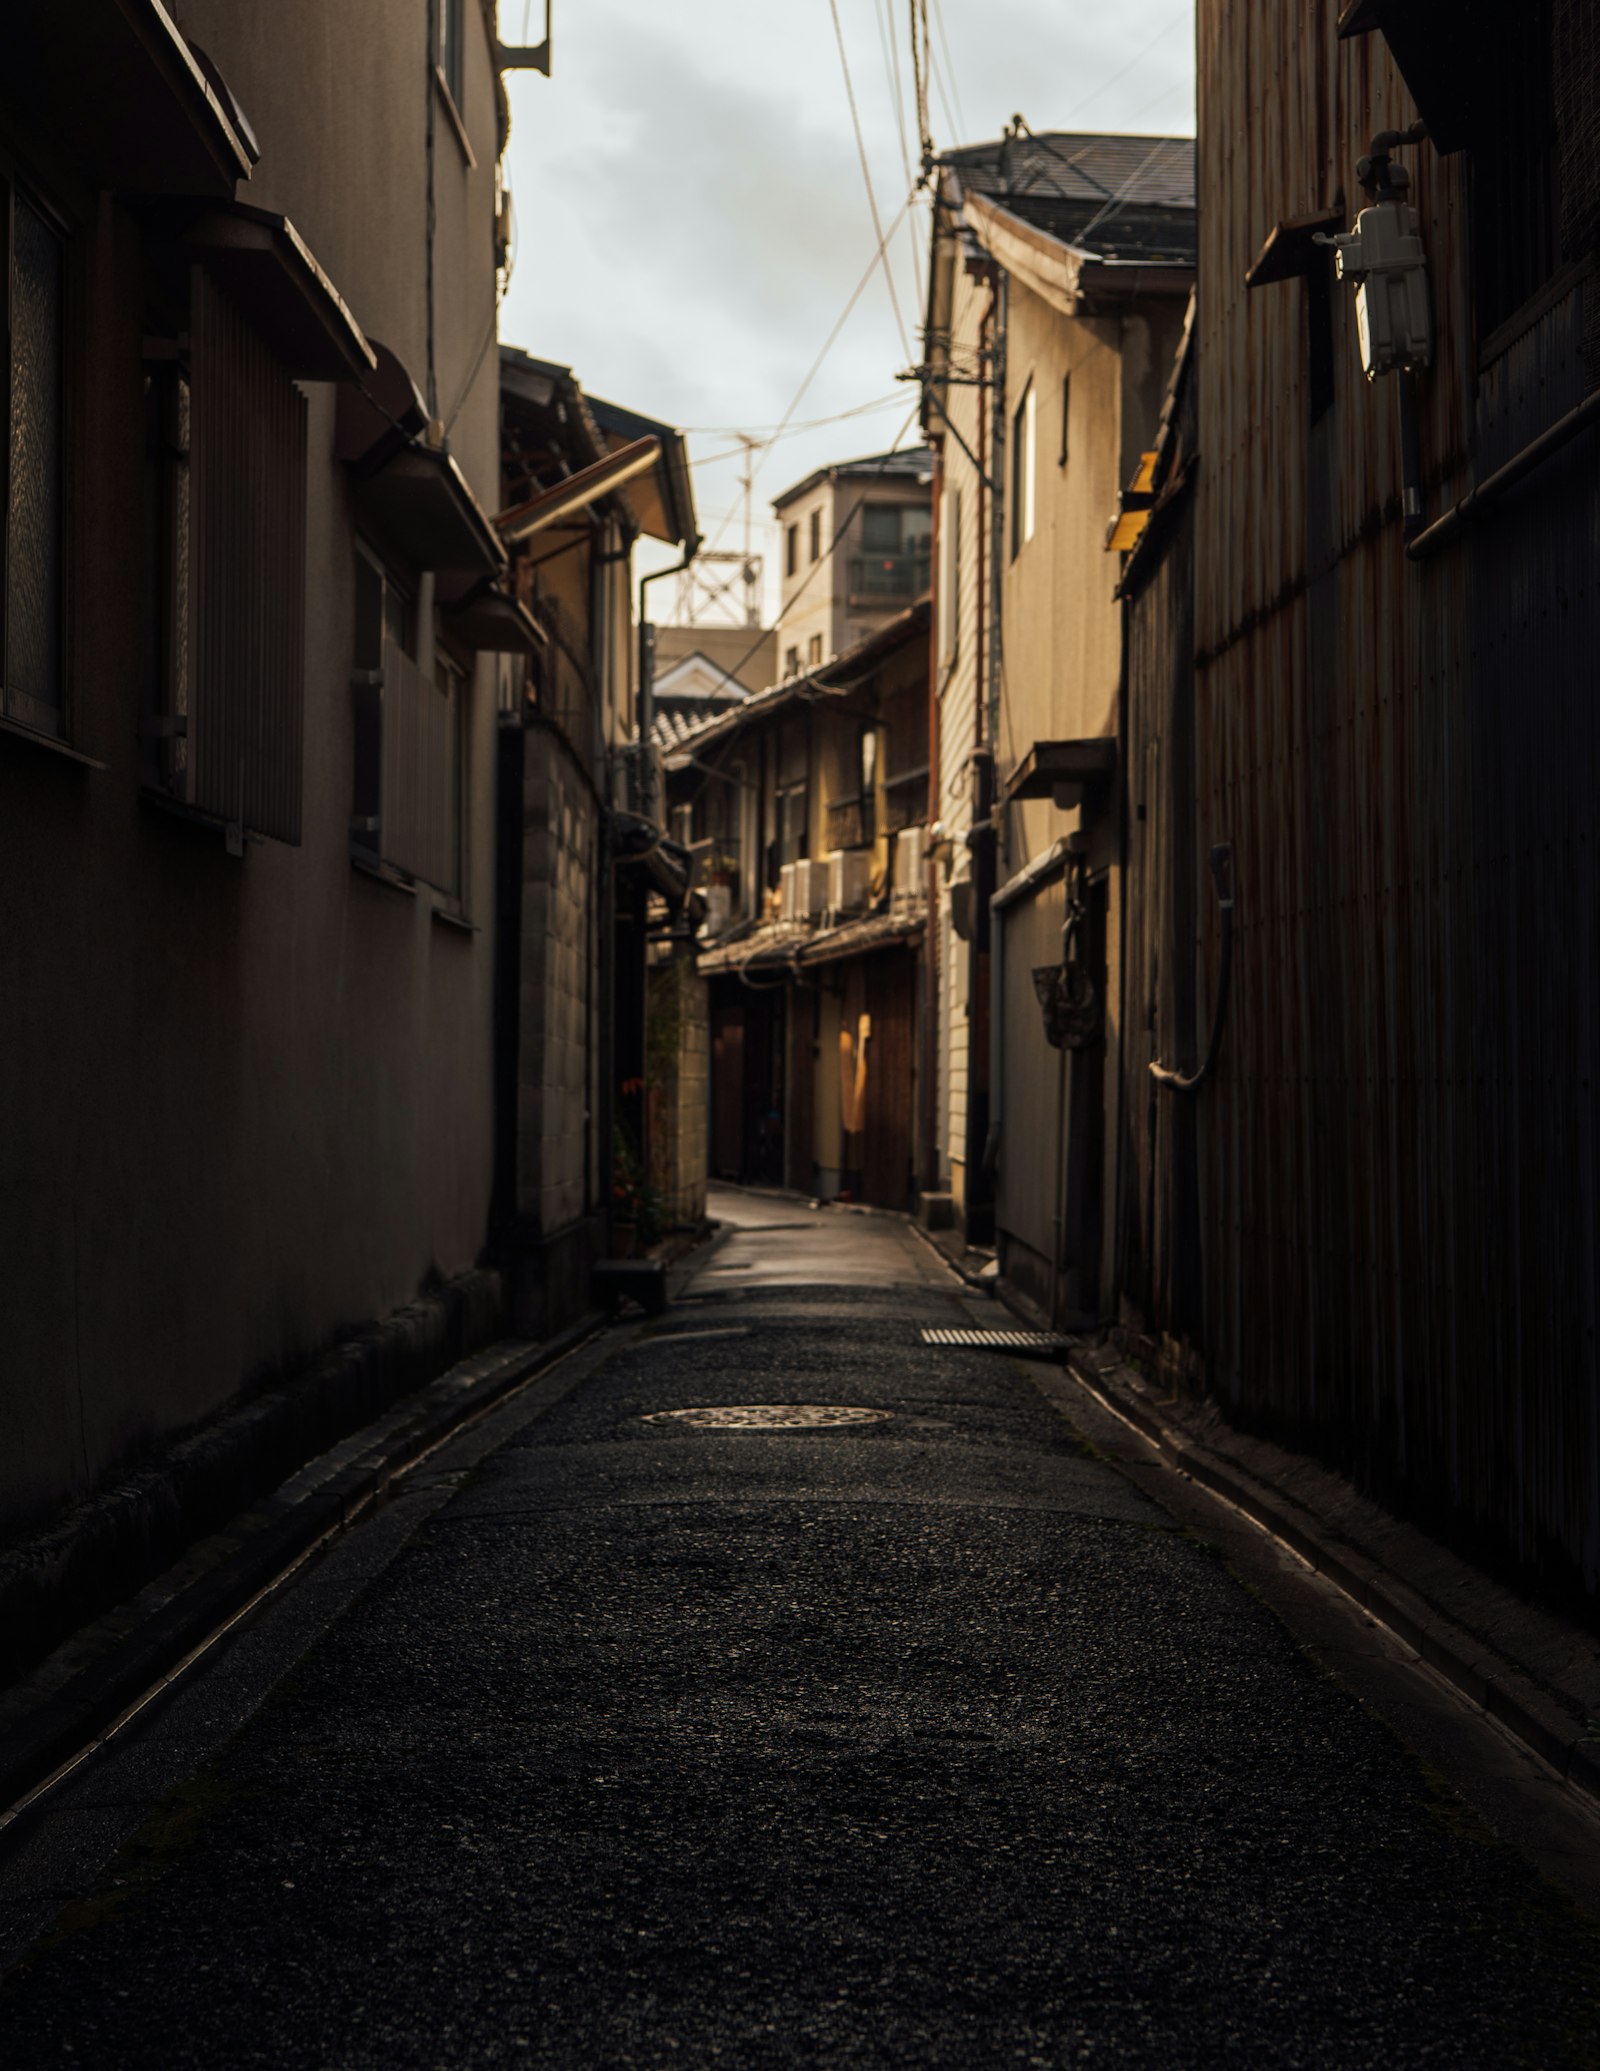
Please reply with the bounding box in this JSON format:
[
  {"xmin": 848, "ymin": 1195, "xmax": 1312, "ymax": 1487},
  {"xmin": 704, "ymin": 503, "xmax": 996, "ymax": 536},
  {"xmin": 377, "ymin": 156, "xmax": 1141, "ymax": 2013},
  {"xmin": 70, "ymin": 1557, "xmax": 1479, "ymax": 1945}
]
[
  {"xmin": 0, "ymin": 7, "xmax": 695, "ymax": 1674},
  {"xmin": 920, "ymin": 128, "xmax": 1195, "ymax": 1304},
  {"xmin": 773, "ymin": 448, "xmax": 933, "ymax": 679},
  {"xmin": 1111, "ymin": 1, "xmax": 1600, "ymax": 1611},
  {"xmin": 666, "ymin": 605, "xmax": 931, "ymax": 1206}
]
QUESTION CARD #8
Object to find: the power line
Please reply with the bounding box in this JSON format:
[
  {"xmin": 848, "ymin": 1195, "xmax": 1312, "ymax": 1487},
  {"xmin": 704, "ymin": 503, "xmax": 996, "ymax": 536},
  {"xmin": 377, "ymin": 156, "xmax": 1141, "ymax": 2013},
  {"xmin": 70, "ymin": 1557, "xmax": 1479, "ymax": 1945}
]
[
  {"xmin": 677, "ymin": 403, "xmax": 924, "ymax": 712},
  {"xmin": 826, "ymin": 0, "xmax": 913, "ymax": 365},
  {"xmin": 1062, "ymin": 3, "xmax": 1193, "ymax": 125},
  {"xmin": 693, "ymin": 184, "xmax": 919, "ymax": 568},
  {"xmin": 928, "ymin": 0, "xmax": 967, "ymax": 140},
  {"xmin": 874, "ymin": 0, "xmax": 926, "ymax": 306}
]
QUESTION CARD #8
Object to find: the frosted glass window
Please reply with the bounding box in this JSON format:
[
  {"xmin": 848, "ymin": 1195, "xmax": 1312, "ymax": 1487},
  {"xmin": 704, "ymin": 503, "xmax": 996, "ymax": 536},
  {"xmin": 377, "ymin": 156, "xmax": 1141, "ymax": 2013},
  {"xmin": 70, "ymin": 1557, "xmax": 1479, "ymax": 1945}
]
[{"xmin": 6, "ymin": 192, "xmax": 64, "ymax": 726}]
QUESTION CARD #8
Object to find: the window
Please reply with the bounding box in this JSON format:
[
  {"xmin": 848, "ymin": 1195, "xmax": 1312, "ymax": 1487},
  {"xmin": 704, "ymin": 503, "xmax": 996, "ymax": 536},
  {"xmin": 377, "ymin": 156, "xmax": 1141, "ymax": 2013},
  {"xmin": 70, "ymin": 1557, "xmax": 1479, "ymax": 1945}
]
[
  {"xmin": 1010, "ymin": 379, "xmax": 1036, "ymax": 557},
  {"xmin": 352, "ymin": 543, "xmax": 466, "ymax": 901},
  {"xmin": 783, "ymin": 643, "xmax": 800, "ymax": 678},
  {"xmin": 3, "ymin": 177, "xmax": 65, "ymax": 738},
  {"xmin": 144, "ymin": 269, "xmax": 308, "ymax": 844},
  {"xmin": 1471, "ymin": 0, "xmax": 1560, "ymax": 345},
  {"xmin": 807, "ymin": 632, "xmax": 823, "ymax": 667},
  {"xmin": 785, "ymin": 523, "xmax": 798, "ymax": 577},
  {"xmin": 809, "ymin": 507, "xmax": 822, "ymax": 562},
  {"xmin": 1058, "ymin": 373, "xmax": 1071, "ymax": 467},
  {"xmin": 861, "ymin": 503, "xmax": 903, "ymax": 553},
  {"xmin": 438, "ymin": 0, "xmax": 465, "ymax": 110},
  {"xmin": 940, "ymin": 487, "xmax": 961, "ymax": 661}
]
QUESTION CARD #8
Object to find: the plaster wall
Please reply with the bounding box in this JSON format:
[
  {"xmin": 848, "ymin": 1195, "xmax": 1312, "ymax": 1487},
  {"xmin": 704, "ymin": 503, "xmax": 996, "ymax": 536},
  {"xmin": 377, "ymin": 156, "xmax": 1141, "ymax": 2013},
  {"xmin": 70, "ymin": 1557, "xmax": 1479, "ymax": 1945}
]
[{"xmin": 0, "ymin": 1, "xmax": 507, "ymax": 1527}]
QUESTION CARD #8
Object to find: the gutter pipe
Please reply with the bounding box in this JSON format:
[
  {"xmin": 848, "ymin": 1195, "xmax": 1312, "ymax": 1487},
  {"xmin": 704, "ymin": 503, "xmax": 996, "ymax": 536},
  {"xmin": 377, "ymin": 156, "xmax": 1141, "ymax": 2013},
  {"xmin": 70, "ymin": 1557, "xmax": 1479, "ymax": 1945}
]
[
  {"xmin": 1407, "ymin": 385, "xmax": 1600, "ymax": 560},
  {"xmin": 1150, "ymin": 843, "xmax": 1234, "ymax": 1093},
  {"xmin": 637, "ymin": 538, "xmax": 700, "ymax": 822}
]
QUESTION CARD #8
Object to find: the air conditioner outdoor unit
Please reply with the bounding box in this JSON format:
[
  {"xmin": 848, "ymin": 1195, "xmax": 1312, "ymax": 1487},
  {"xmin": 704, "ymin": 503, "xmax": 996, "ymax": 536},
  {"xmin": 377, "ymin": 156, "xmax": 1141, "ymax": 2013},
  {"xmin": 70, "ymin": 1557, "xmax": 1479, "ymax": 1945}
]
[
  {"xmin": 828, "ymin": 847, "xmax": 872, "ymax": 915},
  {"xmin": 779, "ymin": 861, "xmax": 800, "ymax": 922},
  {"xmin": 895, "ymin": 826, "xmax": 927, "ymax": 895},
  {"xmin": 795, "ymin": 857, "xmax": 827, "ymax": 917}
]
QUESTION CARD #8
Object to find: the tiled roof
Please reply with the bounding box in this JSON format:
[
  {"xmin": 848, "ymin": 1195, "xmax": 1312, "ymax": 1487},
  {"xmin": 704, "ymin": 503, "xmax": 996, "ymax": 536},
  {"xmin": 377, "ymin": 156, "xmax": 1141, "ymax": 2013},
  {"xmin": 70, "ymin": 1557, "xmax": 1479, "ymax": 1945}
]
[
  {"xmin": 772, "ymin": 445, "xmax": 934, "ymax": 512},
  {"xmin": 942, "ymin": 132, "xmax": 1195, "ymax": 214}
]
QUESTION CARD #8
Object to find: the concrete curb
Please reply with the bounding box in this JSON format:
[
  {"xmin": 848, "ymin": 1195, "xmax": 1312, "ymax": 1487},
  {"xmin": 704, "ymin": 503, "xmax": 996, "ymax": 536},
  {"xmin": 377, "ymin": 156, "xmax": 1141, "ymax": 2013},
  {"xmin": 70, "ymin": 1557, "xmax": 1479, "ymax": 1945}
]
[
  {"xmin": 0, "ymin": 1316, "xmax": 603, "ymax": 1820},
  {"xmin": 0, "ymin": 1267, "xmax": 506, "ymax": 1692},
  {"xmin": 904, "ymin": 1216, "xmax": 997, "ymax": 1293},
  {"xmin": 1059, "ymin": 1343, "xmax": 1600, "ymax": 1811}
]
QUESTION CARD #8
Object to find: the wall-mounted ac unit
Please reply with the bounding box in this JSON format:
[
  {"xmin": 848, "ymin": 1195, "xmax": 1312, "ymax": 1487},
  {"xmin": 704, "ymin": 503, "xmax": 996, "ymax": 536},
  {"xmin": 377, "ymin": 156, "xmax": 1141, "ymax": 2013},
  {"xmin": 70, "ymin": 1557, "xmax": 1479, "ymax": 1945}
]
[
  {"xmin": 828, "ymin": 847, "xmax": 872, "ymax": 915},
  {"xmin": 894, "ymin": 826, "xmax": 927, "ymax": 895},
  {"xmin": 795, "ymin": 857, "xmax": 828, "ymax": 918}
]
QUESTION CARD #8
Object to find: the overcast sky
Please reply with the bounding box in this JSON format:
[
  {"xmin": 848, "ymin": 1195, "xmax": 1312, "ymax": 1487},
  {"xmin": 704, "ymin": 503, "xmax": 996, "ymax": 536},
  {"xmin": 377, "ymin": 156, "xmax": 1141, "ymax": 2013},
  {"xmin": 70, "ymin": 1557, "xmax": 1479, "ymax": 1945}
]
[{"xmin": 498, "ymin": 1, "xmax": 1195, "ymax": 622}]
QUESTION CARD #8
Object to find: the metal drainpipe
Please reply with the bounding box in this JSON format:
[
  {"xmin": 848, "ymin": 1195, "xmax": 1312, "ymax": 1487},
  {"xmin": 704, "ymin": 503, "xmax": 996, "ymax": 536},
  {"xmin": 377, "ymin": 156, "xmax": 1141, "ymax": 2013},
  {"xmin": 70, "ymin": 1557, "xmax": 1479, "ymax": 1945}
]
[
  {"xmin": 986, "ymin": 270, "xmax": 1007, "ymax": 760},
  {"xmin": 638, "ymin": 542, "xmax": 699, "ymax": 822}
]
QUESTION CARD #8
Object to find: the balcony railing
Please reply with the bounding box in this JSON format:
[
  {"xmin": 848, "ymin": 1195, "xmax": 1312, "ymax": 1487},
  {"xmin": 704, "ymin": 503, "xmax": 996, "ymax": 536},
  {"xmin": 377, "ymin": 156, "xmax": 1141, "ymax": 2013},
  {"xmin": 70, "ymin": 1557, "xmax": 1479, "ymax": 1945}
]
[{"xmin": 847, "ymin": 548, "xmax": 931, "ymax": 603}]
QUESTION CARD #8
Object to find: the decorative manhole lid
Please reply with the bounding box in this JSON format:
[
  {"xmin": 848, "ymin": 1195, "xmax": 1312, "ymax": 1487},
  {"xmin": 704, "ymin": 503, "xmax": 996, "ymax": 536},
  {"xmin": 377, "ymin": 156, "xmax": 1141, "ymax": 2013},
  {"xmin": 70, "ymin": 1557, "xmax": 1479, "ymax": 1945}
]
[{"xmin": 644, "ymin": 1404, "xmax": 892, "ymax": 1430}]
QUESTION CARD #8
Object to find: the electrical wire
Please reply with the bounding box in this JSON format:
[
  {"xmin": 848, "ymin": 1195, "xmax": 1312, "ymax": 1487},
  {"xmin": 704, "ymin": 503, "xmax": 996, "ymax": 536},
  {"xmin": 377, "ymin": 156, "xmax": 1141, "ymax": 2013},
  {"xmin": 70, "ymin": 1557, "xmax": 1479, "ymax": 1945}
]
[
  {"xmin": 927, "ymin": 0, "xmax": 967, "ymax": 140},
  {"xmin": 1062, "ymin": 2, "xmax": 1193, "ymax": 124},
  {"xmin": 672, "ymin": 403, "xmax": 925, "ymax": 790},
  {"xmin": 690, "ymin": 184, "xmax": 920, "ymax": 569},
  {"xmin": 690, "ymin": 399, "xmax": 906, "ymax": 470},
  {"xmin": 826, "ymin": 0, "xmax": 913, "ymax": 365},
  {"xmin": 874, "ymin": 0, "xmax": 927, "ymax": 304}
]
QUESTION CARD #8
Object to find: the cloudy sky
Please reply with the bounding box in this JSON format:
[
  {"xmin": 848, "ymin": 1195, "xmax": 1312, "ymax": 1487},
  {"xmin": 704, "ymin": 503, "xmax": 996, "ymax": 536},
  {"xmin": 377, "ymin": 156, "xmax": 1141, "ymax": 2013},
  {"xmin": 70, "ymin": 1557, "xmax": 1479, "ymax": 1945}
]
[{"xmin": 498, "ymin": 1, "xmax": 1195, "ymax": 619}]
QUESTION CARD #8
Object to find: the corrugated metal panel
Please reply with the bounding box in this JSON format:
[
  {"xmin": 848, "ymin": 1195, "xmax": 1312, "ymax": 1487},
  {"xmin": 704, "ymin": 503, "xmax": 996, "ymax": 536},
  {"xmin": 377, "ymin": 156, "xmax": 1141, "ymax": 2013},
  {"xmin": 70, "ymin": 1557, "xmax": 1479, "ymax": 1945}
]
[
  {"xmin": 190, "ymin": 266, "xmax": 307, "ymax": 843},
  {"xmin": 1189, "ymin": 1, "xmax": 1600, "ymax": 1599}
]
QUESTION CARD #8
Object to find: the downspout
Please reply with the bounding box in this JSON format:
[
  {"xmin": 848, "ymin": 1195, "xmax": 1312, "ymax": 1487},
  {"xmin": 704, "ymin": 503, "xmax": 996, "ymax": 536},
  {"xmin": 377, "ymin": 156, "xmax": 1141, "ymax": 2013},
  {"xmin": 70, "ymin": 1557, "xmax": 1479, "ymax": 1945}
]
[
  {"xmin": 923, "ymin": 448, "xmax": 943, "ymax": 1194},
  {"xmin": 1150, "ymin": 844, "xmax": 1235, "ymax": 1092},
  {"xmin": 638, "ymin": 539, "xmax": 699, "ymax": 824},
  {"xmin": 967, "ymin": 268, "xmax": 1005, "ymax": 1240},
  {"xmin": 594, "ymin": 523, "xmax": 616, "ymax": 1257}
]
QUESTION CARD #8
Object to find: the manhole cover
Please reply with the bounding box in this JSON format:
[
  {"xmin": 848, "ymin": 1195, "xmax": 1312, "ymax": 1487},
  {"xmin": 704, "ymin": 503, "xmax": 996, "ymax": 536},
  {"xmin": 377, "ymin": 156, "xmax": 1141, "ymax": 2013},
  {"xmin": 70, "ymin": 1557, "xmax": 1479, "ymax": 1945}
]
[{"xmin": 644, "ymin": 1404, "xmax": 892, "ymax": 1430}]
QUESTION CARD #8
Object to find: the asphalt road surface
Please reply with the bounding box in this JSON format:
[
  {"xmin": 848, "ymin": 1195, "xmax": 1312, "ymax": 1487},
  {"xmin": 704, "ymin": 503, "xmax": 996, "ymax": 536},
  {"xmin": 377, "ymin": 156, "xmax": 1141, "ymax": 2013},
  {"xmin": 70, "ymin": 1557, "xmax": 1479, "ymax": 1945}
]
[{"xmin": 2, "ymin": 1190, "xmax": 1598, "ymax": 2067}]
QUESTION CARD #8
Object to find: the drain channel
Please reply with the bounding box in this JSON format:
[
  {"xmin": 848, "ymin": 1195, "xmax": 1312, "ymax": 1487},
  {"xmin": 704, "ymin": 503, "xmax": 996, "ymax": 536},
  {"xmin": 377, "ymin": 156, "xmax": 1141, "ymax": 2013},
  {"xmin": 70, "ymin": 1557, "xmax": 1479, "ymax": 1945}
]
[
  {"xmin": 919, "ymin": 1328, "xmax": 1068, "ymax": 1357},
  {"xmin": 644, "ymin": 1404, "xmax": 891, "ymax": 1430}
]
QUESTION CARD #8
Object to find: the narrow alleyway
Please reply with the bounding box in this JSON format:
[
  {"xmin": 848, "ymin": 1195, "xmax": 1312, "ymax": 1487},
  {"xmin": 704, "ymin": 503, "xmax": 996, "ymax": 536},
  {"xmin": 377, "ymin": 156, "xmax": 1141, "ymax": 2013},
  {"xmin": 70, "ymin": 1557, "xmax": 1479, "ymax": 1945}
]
[{"xmin": 2, "ymin": 1191, "xmax": 1597, "ymax": 2068}]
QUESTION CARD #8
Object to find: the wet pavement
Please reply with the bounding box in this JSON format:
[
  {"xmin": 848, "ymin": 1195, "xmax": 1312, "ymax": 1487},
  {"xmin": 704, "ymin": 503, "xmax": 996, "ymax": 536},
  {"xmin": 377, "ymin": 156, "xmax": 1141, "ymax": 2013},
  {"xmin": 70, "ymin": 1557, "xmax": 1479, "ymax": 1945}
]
[{"xmin": 2, "ymin": 1188, "xmax": 1598, "ymax": 2066}]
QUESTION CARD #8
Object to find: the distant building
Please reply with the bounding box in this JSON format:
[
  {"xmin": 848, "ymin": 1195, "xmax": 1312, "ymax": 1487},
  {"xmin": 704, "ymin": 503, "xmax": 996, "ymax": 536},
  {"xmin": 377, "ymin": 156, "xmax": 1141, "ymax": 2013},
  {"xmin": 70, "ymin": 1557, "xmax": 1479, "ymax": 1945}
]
[
  {"xmin": 647, "ymin": 625, "xmax": 775, "ymax": 757},
  {"xmin": 773, "ymin": 449, "xmax": 934, "ymax": 678}
]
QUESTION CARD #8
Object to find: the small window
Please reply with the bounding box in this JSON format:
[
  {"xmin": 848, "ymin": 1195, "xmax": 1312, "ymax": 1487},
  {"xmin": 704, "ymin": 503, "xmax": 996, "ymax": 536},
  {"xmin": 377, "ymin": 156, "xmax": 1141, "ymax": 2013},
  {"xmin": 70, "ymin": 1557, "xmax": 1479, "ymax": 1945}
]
[
  {"xmin": 861, "ymin": 504, "xmax": 902, "ymax": 553},
  {"xmin": 809, "ymin": 507, "xmax": 822, "ymax": 562},
  {"xmin": 940, "ymin": 487, "xmax": 961, "ymax": 661},
  {"xmin": 783, "ymin": 643, "xmax": 800, "ymax": 678},
  {"xmin": 1011, "ymin": 379, "xmax": 1036, "ymax": 557},
  {"xmin": 785, "ymin": 523, "xmax": 798, "ymax": 578},
  {"xmin": 144, "ymin": 269, "xmax": 308, "ymax": 844},
  {"xmin": 1471, "ymin": 0, "xmax": 1560, "ymax": 345},
  {"xmin": 807, "ymin": 632, "xmax": 823, "ymax": 667},
  {"xmin": 1058, "ymin": 373, "xmax": 1071, "ymax": 467},
  {"xmin": 4, "ymin": 179, "xmax": 66, "ymax": 738},
  {"xmin": 352, "ymin": 545, "xmax": 466, "ymax": 902},
  {"xmin": 439, "ymin": 0, "xmax": 465, "ymax": 110}
]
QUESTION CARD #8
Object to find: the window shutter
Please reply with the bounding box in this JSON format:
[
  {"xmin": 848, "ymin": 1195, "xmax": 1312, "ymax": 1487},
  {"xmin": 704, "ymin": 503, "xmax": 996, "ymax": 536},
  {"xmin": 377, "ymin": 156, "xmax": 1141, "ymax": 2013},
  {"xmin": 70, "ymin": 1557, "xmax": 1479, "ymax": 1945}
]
[{"xmin": 189, "ymin": 266, "xmax": 307, "ymax": 844}]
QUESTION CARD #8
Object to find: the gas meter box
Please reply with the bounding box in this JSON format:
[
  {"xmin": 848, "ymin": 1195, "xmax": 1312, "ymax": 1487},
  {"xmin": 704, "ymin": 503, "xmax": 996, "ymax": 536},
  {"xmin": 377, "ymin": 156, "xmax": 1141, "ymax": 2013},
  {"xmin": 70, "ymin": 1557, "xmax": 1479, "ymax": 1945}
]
[{"xmin": 1319, "ymin": 200, "xmax": 1433, "ymax": 379}]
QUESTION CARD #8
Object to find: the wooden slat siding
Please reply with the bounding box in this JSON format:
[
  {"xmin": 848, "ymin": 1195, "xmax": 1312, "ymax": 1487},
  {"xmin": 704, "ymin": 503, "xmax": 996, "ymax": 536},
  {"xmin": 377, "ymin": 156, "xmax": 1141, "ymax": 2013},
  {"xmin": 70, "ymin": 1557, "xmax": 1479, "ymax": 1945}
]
[
  {"xmin": 189, "ymin": 267, "xmax": 307, "ymax": 843},
  {"xmin": 786, "ymin": 986, "xmax": 816, "ymax": 1193},
  {"xmin": 1192, "ymin": 0, "xmax": 1600, "ymax": 1601},
  {"xmin": 862, "ymin": 950, "xmax": 916, "ymax": 1209},
  {"xmin": 1116, "ymin": 416, "xmax": 1200, "ymax": 1363}
]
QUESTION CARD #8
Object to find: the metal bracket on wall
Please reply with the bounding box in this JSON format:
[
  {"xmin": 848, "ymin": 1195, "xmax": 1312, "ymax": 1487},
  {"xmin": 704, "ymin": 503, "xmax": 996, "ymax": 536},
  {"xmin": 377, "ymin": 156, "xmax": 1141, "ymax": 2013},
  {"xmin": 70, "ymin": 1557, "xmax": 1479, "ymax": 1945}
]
[{"xmin": 498, "ymin": 0, "xmax": 552, "ymax": 75}]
